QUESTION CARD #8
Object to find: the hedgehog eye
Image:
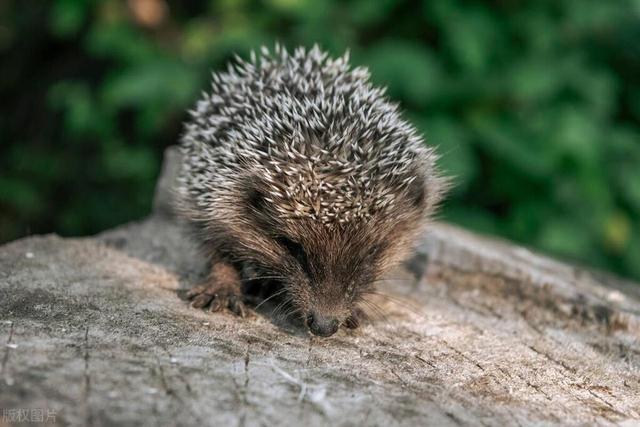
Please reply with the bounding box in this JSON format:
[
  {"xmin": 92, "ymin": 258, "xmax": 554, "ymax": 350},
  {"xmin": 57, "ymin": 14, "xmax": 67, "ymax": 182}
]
[
  {"xmin": 367, "ymin": 245, "xmax": 379, "ymax": 260},
  {"xmin": 277, "ymin": 236, "xmax": 309, "ymax": 272},
  {"xmin": 247, "ymin": 188, "xmax": 266, "ymax": 214}
]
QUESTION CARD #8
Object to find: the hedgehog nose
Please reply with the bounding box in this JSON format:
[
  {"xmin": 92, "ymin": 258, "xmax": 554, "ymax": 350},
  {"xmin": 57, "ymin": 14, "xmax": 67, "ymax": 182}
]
[{"xmin": 306, "ymin": 312, "xmax": 339, "ymax": 337}]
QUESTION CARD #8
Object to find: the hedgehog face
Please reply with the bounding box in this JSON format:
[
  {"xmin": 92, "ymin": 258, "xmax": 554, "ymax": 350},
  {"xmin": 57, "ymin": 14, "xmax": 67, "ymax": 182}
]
[{"xmin": 238, "ymin": 177, "xmax": 430, "ymax": 337}]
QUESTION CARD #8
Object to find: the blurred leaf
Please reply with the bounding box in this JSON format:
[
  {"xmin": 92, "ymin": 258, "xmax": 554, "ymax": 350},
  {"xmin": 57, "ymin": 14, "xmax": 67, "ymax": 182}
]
[
  {"xmin": 427, "ymin": 1, "xmax": 503, "ymax": 73},
  {"xmin": 263, "ymin": 0, "xmax": 307, "ymax": 14},
  {"xmin": 509, "ymin": 201, "xmax": 552, "ymax": 240},
  {"xmin": 0, "ymin": 177, "xmax": 42, "ymax": 215},
  {"xmin": 469, "ymin": 114, "xmax": 557, "ymax": 179},
  {"xmin": 562, "ymin": 57, "xmax": 618, "ymax": 120},
  {"xmin": 550, "ymin": 106, "xmax": 601, "ymax": 165},
  {"xmin": 537, "ymin": 217, "xmax": 593, "ymax": 260},
  {"xmin": 603, "ymin": 211, "xmax": 631, "ymax": 253},
  {"xmin": 617, "ymin": 167, "xmax": 640, "ymax": 212},
  {"xmin": 630, "ymin": 88, "xmax": 640, "ymax": 122},
  {"xmin": 86, "ymin": 22, "xmax": 158, "ymax": 63},
  {"xmin": 48, "ymin": 81, "xmax": 99, "ymax": 138},
  {"xmin": 442, "ymin": 205, "xmax": 498, "ymax": 235},
  {"xmin": 610, "ymin": 128, "xmax": 640, "ymax": 212},
  {"xmin": 509, "ymin": 57, "xmax": 563, "ymax": 104},
  {"xmin": 103, "ymin": 144, "xmax": 156, "ymax": 181},
  {"xmin": 181, "ymin": 19, "xmax": 219, "ymax": 61},
  {"xmin": 623, "ymin": 231, "xmax": 640, "ymax": 279},
  {"xmin": 348, "ymin": 0, "xmax": 398, "ymax": 27},
  {"xmin": 365, "ymin": 40, "xmax": 444, "ymax": 107},
  {"xmin": 101, "ymin": 61, "xmax": 199, "ymax": 109},
  {"xmin": 50, "ymin": 0, "xmax": 89, "ymax": 37},
  {"xmin": 414, "ymin": 115, "xmax": 476, "ymax": 194}
]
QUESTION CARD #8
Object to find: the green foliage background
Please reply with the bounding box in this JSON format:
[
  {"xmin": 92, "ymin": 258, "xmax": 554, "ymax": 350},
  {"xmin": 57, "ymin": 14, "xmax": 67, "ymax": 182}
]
[{"xmin": 1, "ymin": 0, "xmax": 639, "ymax": 280}]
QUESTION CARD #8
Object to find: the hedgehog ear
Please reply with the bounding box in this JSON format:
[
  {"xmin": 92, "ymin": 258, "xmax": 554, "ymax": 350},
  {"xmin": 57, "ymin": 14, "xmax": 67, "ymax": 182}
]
[{"xmin": 407, "ymin": 177, "xmax": 426, "ymax": 208}]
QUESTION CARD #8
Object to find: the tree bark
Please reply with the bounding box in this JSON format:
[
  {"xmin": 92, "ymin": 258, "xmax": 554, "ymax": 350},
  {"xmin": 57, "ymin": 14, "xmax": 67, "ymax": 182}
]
[{"xmin": 1, "ymin": 147, "xmax": 638, "ymax": 426}]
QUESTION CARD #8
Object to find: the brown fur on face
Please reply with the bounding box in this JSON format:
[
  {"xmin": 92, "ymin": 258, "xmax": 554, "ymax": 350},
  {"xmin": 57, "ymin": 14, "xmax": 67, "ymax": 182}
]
[{"xmin": 203, "ymin": 168, "xmax": 434, "ymax": 334}]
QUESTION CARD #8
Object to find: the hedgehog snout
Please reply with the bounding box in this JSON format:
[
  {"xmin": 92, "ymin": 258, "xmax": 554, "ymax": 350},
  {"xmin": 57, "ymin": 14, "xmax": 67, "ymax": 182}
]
[{"xmin": 306, "ymin": 311, "xmax": 340, "ymax": 337}]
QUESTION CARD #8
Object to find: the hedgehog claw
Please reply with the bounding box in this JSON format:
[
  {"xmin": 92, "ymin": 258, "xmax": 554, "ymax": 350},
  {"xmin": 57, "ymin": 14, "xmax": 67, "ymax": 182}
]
[{"xmin": 187, "ymin": 281, "xmax": 247, "ymax": 317}]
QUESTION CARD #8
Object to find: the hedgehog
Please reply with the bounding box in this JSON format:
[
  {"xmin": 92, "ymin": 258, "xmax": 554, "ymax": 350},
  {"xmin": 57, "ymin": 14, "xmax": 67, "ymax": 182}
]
[{"xmin": 176, "ymin": 45, "xmax": 447, "ymax": 337}]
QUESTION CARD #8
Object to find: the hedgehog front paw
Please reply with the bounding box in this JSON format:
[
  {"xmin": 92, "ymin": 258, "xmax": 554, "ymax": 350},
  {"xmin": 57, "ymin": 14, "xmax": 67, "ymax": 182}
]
[{"xmin": 187, "ymin": 281, "xmax": 247, "ymax": 317}]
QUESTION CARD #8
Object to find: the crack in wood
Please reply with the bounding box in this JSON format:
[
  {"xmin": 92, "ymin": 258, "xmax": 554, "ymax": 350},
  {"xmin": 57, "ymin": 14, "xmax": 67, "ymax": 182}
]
[
  {"xmin": 243, "ymin": 345, "xmax": 250, "ymax": 394},
  {"xmin": 527, "ymin": 345, "xmax": 626, "ymax": 418},
  {"xmin": 495, "ymin": 365, "xmax": 554, "ymax": 403},
  {"xmin": 229, "ymin": 344, "xmax": 253, "ymax": 427},
  {"xmin": 584, "ymin": 388, "xmax": 625, "ymax": 418},
  {"xmin": 444, "ymin": 411, "xmax": 465, "ymax": 426},
  {"xmin": 390, "ymin": 368, "xmax": 409, "ymax": 388},
  {"xmin": 414, "ymin": 353, "xmax": 436, "ymax": 369},
  {"xmin": 154, "ymin": 355, "xmax": 175, "ymax": 396},
  {"xmin": 162, "ymin": 348, "xmax": 193, "ymax": 395},
  {"xmin": 527, "ymin": 345, "xmax": 577, "ymax": 374},
  {"xmin": 84, "ymin": 324, "xmax": 94, "ymax": 427},
  {"xmin": 442, "ymin": 340, "xmax": 485, "ymax": 372},
  {"xmin": 306, "ymin": 337, "xmax": 313, "ymax": 368},
  {"xmin": 445, "ymin": 291, "xmax": 500, "ymax": 321},
  {"xmin": 1, "ymin": 320, "xmax": 14, "ymax": 378},
  {"xmin": 519, "ymin": 308, "xmax": 547, "ymax": 336},
  {"xmin": 151, "ymin": 353, "xmax": 208, "ymax": 425},
  {"xmin": 505, "ymin": 409, "xmax": 524, "ymax": 427}
]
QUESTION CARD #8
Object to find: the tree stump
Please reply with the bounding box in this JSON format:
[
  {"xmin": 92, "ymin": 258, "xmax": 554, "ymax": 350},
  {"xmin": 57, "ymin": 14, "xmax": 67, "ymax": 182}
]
[{"xmin": 1, "ymin": 148, "xmax": 639, "ymax": 426}]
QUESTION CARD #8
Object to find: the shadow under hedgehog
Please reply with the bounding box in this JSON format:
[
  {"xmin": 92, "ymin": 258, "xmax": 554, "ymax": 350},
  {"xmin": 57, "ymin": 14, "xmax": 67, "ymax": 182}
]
[{"xmin": 176, "ymin": 45, "xmax": 447, "ymax": 337}]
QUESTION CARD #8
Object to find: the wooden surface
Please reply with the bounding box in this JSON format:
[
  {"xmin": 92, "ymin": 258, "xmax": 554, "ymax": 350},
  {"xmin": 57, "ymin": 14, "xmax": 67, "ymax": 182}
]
[{"xmin": 1, "ymin": 147, "xmax": 639, "ymax": 426}]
